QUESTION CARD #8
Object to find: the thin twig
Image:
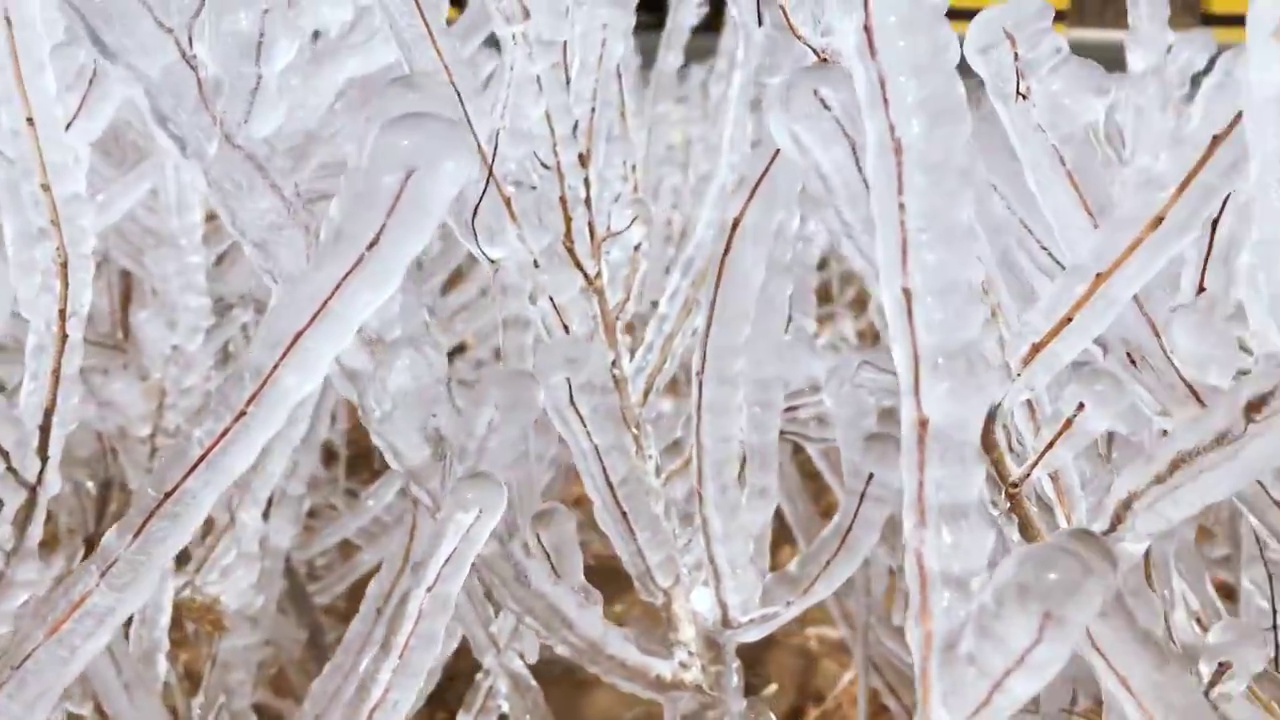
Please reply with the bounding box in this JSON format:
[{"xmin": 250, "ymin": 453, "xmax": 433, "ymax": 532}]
[
  {"xmin": 1197, "ymin": 192, "xmax": 1232, "ymax": 297},
  {"xmin": 63, "ymin": 61, "xmax": 97, "ymax": 132},
  {"xmin": 4, "ymin": 11, "xmax": 72, "ymax": 504},
  {"xmin": 693, "ymin": 148, "xmax": 782, "ymax": 622},
  {"xmin": 1010, "ymin": 401, "xmax": 1085, "ymax": 492},
  {"xmin": 241, "ymin": 0, "xmax": 269, "ymax": 127},
  {"xmin": 0, "ymin": 172, "xmax": 420, "ymax": 688},
  {"xmin": 981, "ymin": 405, "xmax": 1047, "ymax": 543},
  {"xmin": 469, "ymin": 129, "xmax": 500, "ymax": 264},
  {"xmin": 1104, "ymin": 383, "xmax": 1278, "ymax": 534},
  {"xmin": 1019, "ymin": 111, "xmax": 1243, "ymax": 372},
  {"xmin": 813, "ymin": 90, "xmax": 869, "ymax": 193},
  {"xmin": 1253, "ymin": 527, "xmax": 1280, "ymax": 673},
  {"xmin": 778, "ymin": 0, "xmax": 826, "ymax": 62},
  {"xmin": 861, "ymin": 3, "xmax": 936, "ymax": 707}
]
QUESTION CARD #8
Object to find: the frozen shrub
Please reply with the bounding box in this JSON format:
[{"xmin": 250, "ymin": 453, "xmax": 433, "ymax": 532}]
[{"xmin": 0, "ymin": 0, "xmax": 1274, "ymax": 717}]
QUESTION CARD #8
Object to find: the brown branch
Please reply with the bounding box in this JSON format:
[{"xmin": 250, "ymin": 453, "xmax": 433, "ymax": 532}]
[
  {"xmin": 813, "ymin": 90, "xmax": 869, "ymax": 193},
  {"xmin": 241, "ymin": 0, "xmax": 269, "ymax": 127},
  {"xmin": 0, "ymin": 172, "xmax": 420, "ymax": 685},
  {"xmin": 366, "ymin": 512, "xmax": 479, "ymax": 718},
  {"xmin": 966, "ymin": 613, "xmax": 1051, "ymax": 719},
  {"xmin": 778, "ymin": 0, "xmax": 827, "ymax": 62},
  {"xmin": 468, "ymin": 129, "xmax": 500, "ymax": 264},
  {"xmin": 795, "ymin": 473, "xmax": 875, "ymax": 599},
  {"xmin": 1086, "ymin": 630, "xmax": 1155, "ymax": 720},
  {"xmin": 1004, "ymin": 30, "xmax": 1030, "ymax": 103},
  {"xmin": 186, "ymin": 0, "xmax": 207, "ymax": 50},
  {"xmin": 1104, "ymin": 383, "xmax": 1278, "ymax": 535},
  {"xmin": 1132, "ymin": 299, "xmax": 1206, "ymax": 407},
  {"xmin": 1254, "ymin": 527, "xmax": 1280, "ymax": 673},
  {"xmin": 991, "ymin": 183, "xmax": 1064, "ymax": 270},
  {"xmin": 5, "ymin": 11, "xmax": 71, "ymax": 502},
  {"xmin": 1004, "ymin": 32, "xmax": 1217, "ymax": 409},
  {"xmin": 1197, "ymin": 192, "xmax": 1232, "ymax": 297},
  {"xmin": 127, "ymin": 0, "xmax": 305, "ymax": 258},
  {"xmin": 1018, "ymin": 111, "xmax": 1243, "ymax": 372},
  {"xmin": 564, "ymin": 378, "xmax": 661, "ymax": 592},
  {"xmin": 862, "ymin": 2, "xmax": 936, "ymax": 707},
  {"xmin": 581, "ymin": 39, "xmax": 608, "ymax": 276},
  {"xmin": 63, "ymin": 61, "xmax": 97, "ymax": 132},
  {"xmin": 1010, "ymin": 401, "xmax": 1085, "ymax": 492},
  {"xmin": 693, "ymin": 148, "xmax": 782, "ymax": 622},
  {"xmin": 410, "ymin": 0, "xmax": 525, "ymax": 235},
  {"xmin": 535, "ymin": 66, "xmax": 650, "ymax": 459},
  {"xmin": 981, "ymin": 405, "xmax": 1047, "ymax": 543}
]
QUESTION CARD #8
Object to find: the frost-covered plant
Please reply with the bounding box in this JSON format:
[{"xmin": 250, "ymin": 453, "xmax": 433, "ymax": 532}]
[{"xmin": 0, "ymin": 0, "xmax": 1276, "ymax": 716}]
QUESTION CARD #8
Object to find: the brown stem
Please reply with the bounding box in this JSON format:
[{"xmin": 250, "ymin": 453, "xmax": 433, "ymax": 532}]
[
  {"xmin": 1019, "ymin": 111, "xmax": 1243, "ymax": 371},
  {"xmin": 4, "ymin": 11, "xmax": 71, "ymax": 505},
  {"xmin": 693, "ymin": 148, "xmax": 782, "ymax": 623},
  {"xmin": 1010, "ymin": 401, "xmax": 1085, "ymax": 492},
  {"xmin": 1104, "ymin": 383, "xmax": 1278, "ymax": 535},
  {"xmin": 1197, "ymin": 192, "xmax": 1232, "ymax": 297},
  {"xmin": 63, "ymin": 61, "xmax": 97, "ymax": 132},
  {"xmin": 862, "ymin": 2, "xmax": 936, "ymax": 706},
  {"xmin": 0, "ymin": 173, "xmax": 419, "ymax": 686}
]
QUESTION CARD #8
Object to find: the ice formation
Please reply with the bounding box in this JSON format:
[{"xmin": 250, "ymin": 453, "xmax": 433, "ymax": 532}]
[{"xmin": 0, "ymin": 0, "xmax": 1273, "ymax": 717}]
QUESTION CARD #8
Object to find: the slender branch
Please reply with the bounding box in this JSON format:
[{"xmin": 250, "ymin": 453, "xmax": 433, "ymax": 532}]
[
  {"xmin": 1197, "ymin": 192, "xmax": 1232, "ymax": 297},
  {"xmin": 241, "ymin": 0, "xmax": 269, "ymax": 128},
  {"xmin": 4, "ymin": 11, "xmax": 72, "ymax": 505},
  {"xmin": 0, "ymin": 172, "xmax": 419, "ymax": 688},
  {"xmin": 469, "ymin": 129, "xmax": 500, "ymax": 264},
  {"xmin": 63, "ymin": 61, "xmax": 97, "ymax": 132},
  {"xmin": 1018, "ymin": 111, "xmax": 1243, "ymax": 372},
  {"xmin": 1104, "ymin": 383, "xmax": 1279, "ymax": 535},
  {"xmin": 1009, "ymin": 401, "xmax": 1085, "ymax": 492},
  {"xmin": 1253, "ymin": 527, "xmax": 1280, "ymax": 673},
  {"xmin": 692, "ymin": 148, "xmax": 781, "ymax": 622},
  {"xmin": 860, "ymin": 3, "xmax": 936, "ymax": 707}
]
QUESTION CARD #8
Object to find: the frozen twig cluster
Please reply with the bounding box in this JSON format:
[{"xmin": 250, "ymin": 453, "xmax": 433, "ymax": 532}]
[{"xmin": 0, "ymin": 0, "xmax": 1276, "ymax": 716}]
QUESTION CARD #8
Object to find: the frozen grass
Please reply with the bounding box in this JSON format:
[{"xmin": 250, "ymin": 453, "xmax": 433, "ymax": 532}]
[{"xmin": 0, "ymin": 0, "xmax": 1275, "ymax": 717}]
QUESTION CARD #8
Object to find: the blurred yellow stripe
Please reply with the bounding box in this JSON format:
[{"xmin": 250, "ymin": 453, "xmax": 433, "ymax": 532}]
[
  {"xmin": 1201, "ymin": 0, "xmax": 1247, "ymax": 14},
  {"xmin": 949, "ymin": 0, "xmax": 1244, "ymax": 10},
  {"xmin": 949, "ymin": 19, "xmax": 1243, "ymax": 44},
  {"xmin": 951, "ymin": 0, "xmax": 1069, "ymax": 10},
  {"xmin": 1210, "ymin": 24, "xmax": 1246, "ymax": 43},
  {"xmin": 950, "ymin": 19, "xmax": 1068, "ymax": 34}
]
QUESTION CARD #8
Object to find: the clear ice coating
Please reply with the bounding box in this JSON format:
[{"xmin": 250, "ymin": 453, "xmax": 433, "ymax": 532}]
[{"xmin": 0, "ymin": 0, "xmax": 1276, "ymax": 717}]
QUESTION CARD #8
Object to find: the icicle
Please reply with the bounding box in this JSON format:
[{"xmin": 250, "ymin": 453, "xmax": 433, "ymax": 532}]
[
  {"xmin": 1242, "ymin": 0, "xmax": 1280, "ymax": 350},
  {"xmin": 846, "ymin": 2, "xmax": 1004, "ymax": 713},
  {"xmin": 689, "ymin": 147, "xmax": 796, "ymax": 622},
  {"xmin": 0, "ymin": 110, "xmax": 476, "ymax": 716},
  {"xmin": 733, "ymin": 468, "xmax": 893, "ymax": 643},
  {"xmin": 295, "ymin": 469, "xmax": 406, "ymax": 561},
  {"xmin": 1100, "ymin": 367, "xmax": 1280, "ymax": 541},
  {"xmin": 0, "ymin": 0, "xmax": 98, "ymax": 568},
  {"xmin": 944, "ymin": 529, "xmax": 1117, "ymax": 719},
  {"xmin": 306, "ymin": 473, "xmax": 505, "ymax": 720},
  {"xmin": 62, "ymin": 0, "xmax": 313, "ymax": 281},
  {"xmin": 1011, "ymin": 105, "xmax": 1244, "ymax": 392},
  {"xmin": 1083, "ymin": 598, "xmax": 1218, "ymax": 719},
  {"xmin": 530, "ymin": 502, "xmax": 603, "ymax": 607}
]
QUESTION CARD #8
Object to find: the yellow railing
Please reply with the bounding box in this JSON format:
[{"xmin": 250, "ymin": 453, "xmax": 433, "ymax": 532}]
[
  {"xmin": 446, "ymin": 0, "xmax": 1248, "ymax": 44},
  {"xmin": 946, "ymin": 0, "xmax": 1246, "ymax": 44},
  {"xmin": 1202, "ymin": 0, "xmax": 1247, "ymax": 14}
]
